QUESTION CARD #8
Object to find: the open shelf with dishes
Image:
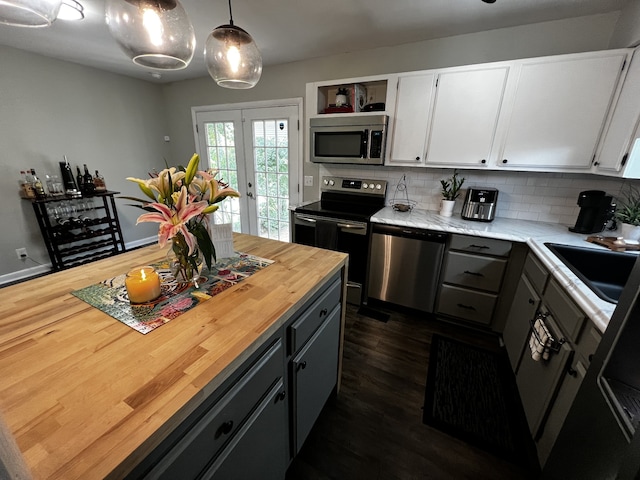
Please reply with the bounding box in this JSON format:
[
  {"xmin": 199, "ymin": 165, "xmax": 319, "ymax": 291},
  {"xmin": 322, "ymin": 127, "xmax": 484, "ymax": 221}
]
[
  {"xmin": 30, "ymin": 191, "xmax": 126, "ymax": 271},
  {"xmin": 308, "ymin": 75, "xmax": 392, "ymax": 117}
]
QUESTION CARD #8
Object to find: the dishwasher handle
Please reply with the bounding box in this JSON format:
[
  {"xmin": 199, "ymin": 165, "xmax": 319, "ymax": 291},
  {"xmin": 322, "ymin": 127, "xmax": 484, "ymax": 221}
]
[{"xmin": 372, "ymin": 224, "xmax": 448, "ymax": 242}]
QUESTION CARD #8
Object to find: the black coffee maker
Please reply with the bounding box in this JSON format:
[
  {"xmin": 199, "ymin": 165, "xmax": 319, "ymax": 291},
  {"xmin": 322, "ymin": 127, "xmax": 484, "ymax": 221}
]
[{"xmin": 569, "ymin": 190, "xmax": 615, "ymax": 234}]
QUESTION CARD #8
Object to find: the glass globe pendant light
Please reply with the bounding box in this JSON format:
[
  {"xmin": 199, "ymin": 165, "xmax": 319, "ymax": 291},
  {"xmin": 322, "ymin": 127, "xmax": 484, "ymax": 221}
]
[
  {"xmin": 0, "ymin": 0, "xmax": 62, "ymax": 27},
  {"xmin": 105, "ymin": 0, "xmax": 196, "ymax": 70},
  {"xmin": 204, "ymin": 0, "xmax": 262, "ymax": 89}
]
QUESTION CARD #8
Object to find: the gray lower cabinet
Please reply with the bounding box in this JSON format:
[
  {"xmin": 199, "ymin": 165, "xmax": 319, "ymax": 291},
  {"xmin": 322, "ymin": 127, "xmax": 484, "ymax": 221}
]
[
  {"xmin": 127, "ymin": 273, "xmax": 343, "ymax": 480},
  {"xmin": 292, "ymin": 304, "xmax": 341, "ymax": 453},
  {"xmin": 202, "ymin": 380, "xmax": 288, "ymax": 480},
  {"xmin": 436, "ymin": 234, "xmax": 512, "ymax": 325},
  {"xmin": 503, "ymin": 251, "xmax": 601, "ymax": 468}
]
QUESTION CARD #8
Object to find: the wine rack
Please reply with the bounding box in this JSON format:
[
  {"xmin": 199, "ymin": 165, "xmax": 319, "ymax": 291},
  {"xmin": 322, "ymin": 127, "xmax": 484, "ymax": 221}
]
[{"xmin": 31, "ymin": 191, "xmax": 126, "ymax": 271}]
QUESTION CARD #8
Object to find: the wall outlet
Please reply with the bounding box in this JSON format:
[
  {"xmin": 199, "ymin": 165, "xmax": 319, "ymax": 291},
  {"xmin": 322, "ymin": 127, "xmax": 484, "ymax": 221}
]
[
  {"xmin": 16, "ymin": 248, "xmax": 27, "ymax": 259},
  {"xmin": 304, "ymin": 176, "xmax": 314, "ymax": 187}
]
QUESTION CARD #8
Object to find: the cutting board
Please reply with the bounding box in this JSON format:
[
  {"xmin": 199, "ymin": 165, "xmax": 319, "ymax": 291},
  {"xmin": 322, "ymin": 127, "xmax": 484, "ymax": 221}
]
[{"xmin": 586, "ymin": 236, "xmax": 640, "ymax": 252}]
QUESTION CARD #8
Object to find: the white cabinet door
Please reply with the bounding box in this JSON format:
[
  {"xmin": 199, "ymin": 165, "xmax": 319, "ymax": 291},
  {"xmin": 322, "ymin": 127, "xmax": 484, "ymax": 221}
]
[
  {"xmin": 594, "ymin": 48, "xmax": 640, "ymax": 177},
  {"xmin": 425, "ymin": 66, "xmax": 508, "ymax": 167},
  {"xmin": 498, "ymin": 51, "xmax": 628, "ymax": 170},
  {"xmin": 387, "ymin": 72, "xmax": 436, "ymax": 166}
]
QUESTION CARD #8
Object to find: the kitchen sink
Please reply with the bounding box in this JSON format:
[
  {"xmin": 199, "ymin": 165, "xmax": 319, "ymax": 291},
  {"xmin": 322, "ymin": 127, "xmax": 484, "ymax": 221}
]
[{"xmin": 545, "ymin": 243, "xmax": 639, "ymax": 304}]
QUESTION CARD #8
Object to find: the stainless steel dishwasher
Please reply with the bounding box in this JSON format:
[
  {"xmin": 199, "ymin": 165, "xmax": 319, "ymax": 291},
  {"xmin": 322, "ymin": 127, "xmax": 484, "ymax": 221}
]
[{"xmin": 367, "ymin": 224, "xmax": 448, "ymax": 313}]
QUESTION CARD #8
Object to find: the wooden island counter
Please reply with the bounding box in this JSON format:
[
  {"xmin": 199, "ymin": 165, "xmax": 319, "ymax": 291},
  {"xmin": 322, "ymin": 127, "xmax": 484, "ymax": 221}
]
[{"xmin": 0, "ymin": 234, "xmax": 348, "ymax": 479}]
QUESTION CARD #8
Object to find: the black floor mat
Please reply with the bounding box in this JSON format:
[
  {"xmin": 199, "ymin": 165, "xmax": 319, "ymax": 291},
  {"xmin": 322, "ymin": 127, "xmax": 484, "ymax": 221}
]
[
  {"xmin": 357, "ymin": 305, "xmax": 390, "ymax": 322},
  {"xmin": 423, "ymin": 334, "xmax": 539, "ymax": 472}
]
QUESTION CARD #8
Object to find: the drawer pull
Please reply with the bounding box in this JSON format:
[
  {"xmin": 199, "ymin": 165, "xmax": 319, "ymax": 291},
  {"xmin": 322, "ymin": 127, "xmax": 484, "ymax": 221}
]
[
  {"xmin": 528, "ymin": 298, "xmax": 535, "ymax": 305},
  {"xmin": 456, "ymin": 303, "xmax": 476, "ymax": 311},
  {"xmin": 219, "ymin": 420, "xmax": 234, "ymax": 435},
  {"xmin": 463, "ymin": 270, "xmax": 484, "ymax": 277},
  {"xmin": 319, "ymin": 308, "xmax": 328, "ymax": 317},
  {"xmin": 468, "ymin": 244, "xmax": 490, "ymax": 250},
  {"xmin": 277, "ymin": 391, "xmax": 286, "ymax": 402},
  {"xmin": 567, "ymin": 366, "xmax": 578, "ymax": 377},
  {"xmin": 297, "ymin": 361, "xmax": 307, "ymax": 371}
]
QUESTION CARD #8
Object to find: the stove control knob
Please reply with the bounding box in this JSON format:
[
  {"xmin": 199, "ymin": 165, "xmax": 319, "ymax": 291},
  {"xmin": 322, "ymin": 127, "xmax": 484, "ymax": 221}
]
[
  {"xmin": 363, "ymin": 182, "xmax": 369, "ymax": 189},
  {"xmin": 375, "ymin": 184, "xmax": 382, "ymax": 190},
  {"xmin": 323, "ymin": 179, "xmax": 329, "ymax": 186},
  {"xmin": 328, "ymin": 179, "xmax": 335, "ymax": 186}
]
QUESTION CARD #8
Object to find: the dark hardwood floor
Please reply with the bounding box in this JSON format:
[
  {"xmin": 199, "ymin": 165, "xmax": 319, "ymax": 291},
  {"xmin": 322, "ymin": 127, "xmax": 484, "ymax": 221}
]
[{"xmin": 286, "ymin": 304, "xmax": 538, "ymax": 480}]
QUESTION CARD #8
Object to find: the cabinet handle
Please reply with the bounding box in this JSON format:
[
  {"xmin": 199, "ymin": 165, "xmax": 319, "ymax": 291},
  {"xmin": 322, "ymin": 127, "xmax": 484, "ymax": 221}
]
[
  {"xmin": 319, "ymin": 308, "xmax": 328, "ymax": 317},
  {"xmin": 456, "ymin": 303, "xmax": 476, "ymax": 311},
  {"xmin": 502, "ymin": 159, "xmax": 508, "ymax": 164},
  {"xmin": 567, "ymin": 366, "xmax": 578, "ymax": 377},
  {"xmin": 481, "ymin": 159, "xmax": 486, "ymax": 164},
  {"xmin": 277, "ymin": 391, "xmax": 286, "ymax": 402},
  {"xmin": 219, "ymin": 420, "xmax": 234, "ymax": 435},
  {"xmin": 528, "ymin": 298, "xmax": 535, "ymax": 305},
  {"xmin": 415, "ymin": 156, "xmax": 421, "ymax": 161},
  {"xmin": 463, "ymin": 270, "xmax": 484, "ymax": 277},
  {"xmin": 589, "ymin": 354, "xmax": 594, "ymax": 363},
  {"xmin": 593, "ymin": 161, "xmax": 600, "ymax": 166},
  {"xmin": 468, "ymin": 244, "xmax": 490, "ymax": 250},
  {"xmin": 297, "ymin": 361, "xmax": 307, "ymax": 371}
]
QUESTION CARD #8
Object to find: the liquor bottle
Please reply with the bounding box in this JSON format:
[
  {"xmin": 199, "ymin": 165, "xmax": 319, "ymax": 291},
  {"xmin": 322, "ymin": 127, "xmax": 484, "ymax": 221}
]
[
  {"xmin": 83, "ymin": 164, "xmax": 95, "ymax": 194},
  {"xmin": 30, "ymin": 169, "xmax": 46, "ymax": 198},
  {"xmin": 93, "ymin": 170, "xmax": 107, "ymax": 191},
  {"xmin": 76, "ymin": 166, "xmax": 84, "ymax": 193},
  {"xmin": 60, "ymin": 156, "xmax": 78, "ymax": 193},
  {"xmin": 18, "ymin": 170, "xmax": 33, "ymax": 198}
]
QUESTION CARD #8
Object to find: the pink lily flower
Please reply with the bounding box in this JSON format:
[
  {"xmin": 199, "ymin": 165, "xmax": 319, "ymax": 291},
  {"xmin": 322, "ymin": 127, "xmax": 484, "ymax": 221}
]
[{"xmin": 136, "ymin": 186, "xmax": 208, "ymax": 254}]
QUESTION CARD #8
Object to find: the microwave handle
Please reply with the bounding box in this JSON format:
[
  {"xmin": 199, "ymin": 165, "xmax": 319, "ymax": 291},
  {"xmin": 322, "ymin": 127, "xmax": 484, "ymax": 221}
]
[{"xmin": 361, "ymin": 129, "xmax": 369, "ymax": 158}]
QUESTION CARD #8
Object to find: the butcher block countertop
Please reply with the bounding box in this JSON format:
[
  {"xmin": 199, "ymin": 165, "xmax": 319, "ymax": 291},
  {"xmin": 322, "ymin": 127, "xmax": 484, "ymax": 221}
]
[{"xmin": 0, "ymin": 234, "xmax": 348, "ymax": 479}]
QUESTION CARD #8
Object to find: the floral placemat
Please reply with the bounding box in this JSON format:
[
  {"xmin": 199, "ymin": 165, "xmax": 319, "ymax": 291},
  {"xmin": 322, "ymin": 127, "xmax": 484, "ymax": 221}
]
[{"xmin": 71, "ymin": 253, "xmax": 274, "ymax": 334}]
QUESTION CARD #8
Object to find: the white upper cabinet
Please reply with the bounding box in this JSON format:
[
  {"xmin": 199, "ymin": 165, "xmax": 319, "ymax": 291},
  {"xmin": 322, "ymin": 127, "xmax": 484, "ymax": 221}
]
[
  {"xmin": 593, "ymin": 47, "xmax": 640, "ymax": 178},
  {"xmin": 425, "ymin": 66, "xmax": 508, "ymax": 167},
  {"xmin": 495, "ymin": 50, "xmax": 629, "ymax": 171},
  {"xmin": 387, "ymin": 72, "xmax": 436, "ymax": 166}
]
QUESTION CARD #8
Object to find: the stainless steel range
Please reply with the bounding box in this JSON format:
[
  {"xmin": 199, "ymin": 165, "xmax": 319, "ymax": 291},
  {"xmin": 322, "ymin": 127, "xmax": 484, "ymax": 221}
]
[{"xmin": 292, "ymin": 176, "xmax": 387, "ymax": 305}]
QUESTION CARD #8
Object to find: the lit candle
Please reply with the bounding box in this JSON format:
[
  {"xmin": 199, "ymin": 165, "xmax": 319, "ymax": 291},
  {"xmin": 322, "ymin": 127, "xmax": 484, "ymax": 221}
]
[{"xmin": 125, "ymin": 266, "xmax": 161, "ymax": 304}]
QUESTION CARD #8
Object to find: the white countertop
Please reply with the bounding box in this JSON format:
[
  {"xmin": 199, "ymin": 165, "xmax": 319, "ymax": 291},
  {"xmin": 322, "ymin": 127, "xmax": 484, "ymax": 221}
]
[{"xmin": 371, "ymin": 207, "xmax": 636, "ymax": 334}]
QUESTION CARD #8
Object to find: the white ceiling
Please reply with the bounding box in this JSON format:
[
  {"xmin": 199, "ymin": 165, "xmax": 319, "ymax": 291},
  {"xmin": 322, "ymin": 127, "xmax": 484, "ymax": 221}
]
[{"xmin": 0, "ymin": 0, "xmax": 632, "ymax": 83}]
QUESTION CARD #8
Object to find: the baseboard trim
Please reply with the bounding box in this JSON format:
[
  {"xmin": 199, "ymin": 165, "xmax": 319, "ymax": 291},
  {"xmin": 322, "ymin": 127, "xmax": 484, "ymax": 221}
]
[{"xmin": 0, "ymin": 236, "xmax": 157, "ymax": 287}]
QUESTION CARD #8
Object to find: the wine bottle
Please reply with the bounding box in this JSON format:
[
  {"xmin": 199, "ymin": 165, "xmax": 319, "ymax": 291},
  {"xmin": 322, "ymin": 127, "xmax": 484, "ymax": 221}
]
[
  {"xmin": 30, "ymin": 169, "xmax": 46, "ymax": 198},
  {"xmin": 76, "ymin": 166, "xmax": 84, "ymax": 193},
  {"xmin": 60, "ymin": 156, "xmax": 78, "ymax": 193},
  {"xmin": 83, "ymin": 164, "xmax": 95, "ymax": 194}
]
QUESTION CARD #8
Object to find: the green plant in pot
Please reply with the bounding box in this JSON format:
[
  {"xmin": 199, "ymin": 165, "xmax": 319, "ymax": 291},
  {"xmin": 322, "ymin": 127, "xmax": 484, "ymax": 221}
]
[
  {"xmin": 439, "ymin": 170, "xmax": 465, "ymax": 217},
  {"xmin": 615, "ymin": 184, "xmax": 640, "ymax": 240}
]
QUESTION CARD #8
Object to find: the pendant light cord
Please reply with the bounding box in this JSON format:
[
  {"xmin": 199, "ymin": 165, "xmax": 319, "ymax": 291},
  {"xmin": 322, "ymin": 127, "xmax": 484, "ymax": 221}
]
[{"xmin": 228, "ymin": 0, "xmax": 234, "ymax": 26}]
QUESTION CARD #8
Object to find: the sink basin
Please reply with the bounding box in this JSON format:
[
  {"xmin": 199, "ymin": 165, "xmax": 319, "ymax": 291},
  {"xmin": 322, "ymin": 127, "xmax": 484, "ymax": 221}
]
[{"xmin": 544, "ymin": 243, "xmax": 638, "ymax": 304}]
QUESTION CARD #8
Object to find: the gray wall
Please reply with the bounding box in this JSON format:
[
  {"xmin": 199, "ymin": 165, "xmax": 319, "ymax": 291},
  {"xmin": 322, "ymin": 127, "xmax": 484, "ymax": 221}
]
[
  {"xmin": 0, "ymin": 11, "xmax": 634, "ymax": 281},
  {"xmin": 0, "ymin": 46, "xmax": 168, "ymax": 279}
]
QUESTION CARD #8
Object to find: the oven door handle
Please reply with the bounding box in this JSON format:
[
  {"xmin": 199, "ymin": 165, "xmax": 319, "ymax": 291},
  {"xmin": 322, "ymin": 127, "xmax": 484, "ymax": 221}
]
[
  {"xmin": 337, "ymin": 223, "xmax": 367, "ymax": 231},
  {"xmin": 296, "ymin": 215, "xmax": 317, "ymax": 223}
]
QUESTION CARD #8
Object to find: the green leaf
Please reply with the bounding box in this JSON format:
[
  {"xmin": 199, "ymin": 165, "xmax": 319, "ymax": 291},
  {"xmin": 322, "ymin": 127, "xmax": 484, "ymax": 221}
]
[{"xmin": 191, "ymin": 222, "xmax": 216, "ymax": 270}]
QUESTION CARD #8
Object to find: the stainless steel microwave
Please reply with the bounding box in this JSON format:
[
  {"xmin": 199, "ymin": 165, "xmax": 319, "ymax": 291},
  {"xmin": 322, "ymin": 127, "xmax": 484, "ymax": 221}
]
[{"xmin": 310, "ymin": 115, "xmax": 388, "ymax": 165}]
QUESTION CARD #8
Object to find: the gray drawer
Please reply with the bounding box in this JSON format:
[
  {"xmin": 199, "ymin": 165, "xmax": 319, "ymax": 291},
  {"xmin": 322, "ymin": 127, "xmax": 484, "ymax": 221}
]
[
  {"xmin": 450, "ymin": 234, "xmax": 512, "ymax": 257},
  {"xmin": 290, "ymin": 278, "xmax": 341, "ymax": 353},
  {"xmin": 437, "ymin": 284, "xmax": 497, "ymax": 325},
  {"xmin": 147, "ymin": 339, "xmax": 284, "ymax": 480},
  {"xmin": 443, "ymin": 251, "xmax": 507, "ymax": 293},
  {"xmin": 524, "ymin": 253, "xmax": 549, "ymax": 294},
  {"xmin": 544, "ymin": 278, "xmax": 586, "ymax": 341}
]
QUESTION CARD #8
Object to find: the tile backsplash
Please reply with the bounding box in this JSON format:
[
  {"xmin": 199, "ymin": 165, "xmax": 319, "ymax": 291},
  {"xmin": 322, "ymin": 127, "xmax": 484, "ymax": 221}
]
[{"xmin": 318, "ymin": 165, "xmax": 639, "ymax": 227}]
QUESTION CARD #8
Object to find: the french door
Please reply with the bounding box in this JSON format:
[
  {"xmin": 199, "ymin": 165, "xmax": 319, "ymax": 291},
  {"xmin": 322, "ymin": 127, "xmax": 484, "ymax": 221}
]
[{"xmin": 193, "ymin": 101, "xmax": 301, "ymax": 242}]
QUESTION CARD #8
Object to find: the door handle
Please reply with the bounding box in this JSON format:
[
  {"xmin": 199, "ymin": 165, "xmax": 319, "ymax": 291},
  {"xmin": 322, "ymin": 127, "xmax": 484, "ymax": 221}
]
[{"xmin": 246, "ymin": 192, "xmax": 254, "ymax": 198}]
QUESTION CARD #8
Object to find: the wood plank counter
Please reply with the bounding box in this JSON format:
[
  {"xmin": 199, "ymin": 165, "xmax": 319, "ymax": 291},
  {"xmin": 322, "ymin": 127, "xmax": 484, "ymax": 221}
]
[{"xmin": 0, "ymin": 234, "xmax": 348, "ymax": 479}]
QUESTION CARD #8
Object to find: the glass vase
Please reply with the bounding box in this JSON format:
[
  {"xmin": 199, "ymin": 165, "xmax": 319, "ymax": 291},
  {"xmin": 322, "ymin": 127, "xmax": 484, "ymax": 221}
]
[{"xmin": 167, "ymin": 240, "xmax": 204, "ymax": 286}]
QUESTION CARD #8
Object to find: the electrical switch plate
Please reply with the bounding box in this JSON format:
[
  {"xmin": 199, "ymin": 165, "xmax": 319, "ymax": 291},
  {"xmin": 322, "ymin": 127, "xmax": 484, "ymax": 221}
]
[
  {"xmin": 163, "ymin": 135, "xmax": 171, "ymax": 142},
  {"xmin": 304, "ymin": 176, "xmax": 313, "ymax": 187}
]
